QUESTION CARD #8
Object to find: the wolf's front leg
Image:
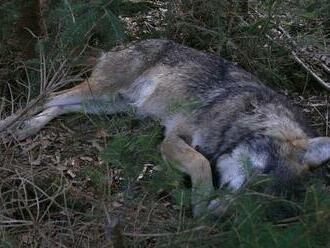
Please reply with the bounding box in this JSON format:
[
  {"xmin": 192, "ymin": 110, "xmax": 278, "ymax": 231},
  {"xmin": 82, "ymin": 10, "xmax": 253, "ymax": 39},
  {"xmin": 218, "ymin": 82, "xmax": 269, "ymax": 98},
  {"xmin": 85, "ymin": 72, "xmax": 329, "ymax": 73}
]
[{"xmin": 160, "ymin": 134, "xmax": 214, "ymax": 217}]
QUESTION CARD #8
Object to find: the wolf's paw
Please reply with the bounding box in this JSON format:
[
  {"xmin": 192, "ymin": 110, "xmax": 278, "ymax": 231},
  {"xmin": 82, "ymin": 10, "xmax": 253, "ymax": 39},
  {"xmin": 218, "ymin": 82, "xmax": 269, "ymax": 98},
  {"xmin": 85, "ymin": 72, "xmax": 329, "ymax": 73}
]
[
  {"xmin": 207, "ymin": 198, "xmax": 230, "ymax": 217},
  {"xmin": 14, "ymin": 124, "xmax": 41, "ymax": 141},
  {"xmin": 192, "ymin": 201, "xmax": 210, "ymax": 218},
  {"xmin": 0, "ymin": 130, "xmax": 12, "ymax": 143},
  {"xmin": 0, "ymin": 120, "xmax": 40, "ymax": 143},
  {"xmin": 0, "ymin": 128, "xmax": 22, "ymax": 143}
]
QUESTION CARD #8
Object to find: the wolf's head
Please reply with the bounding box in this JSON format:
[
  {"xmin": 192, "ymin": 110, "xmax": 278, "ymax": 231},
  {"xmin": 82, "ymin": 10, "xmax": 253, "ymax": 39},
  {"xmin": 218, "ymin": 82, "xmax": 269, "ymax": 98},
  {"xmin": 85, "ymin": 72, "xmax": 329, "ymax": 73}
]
[
  {"xmin": 215, "ymin": 134, "xmax": 330, "ymax": 192},
  {"xmin": 213, "ymin": 100, "xmax": 330, "ymax": 192}
]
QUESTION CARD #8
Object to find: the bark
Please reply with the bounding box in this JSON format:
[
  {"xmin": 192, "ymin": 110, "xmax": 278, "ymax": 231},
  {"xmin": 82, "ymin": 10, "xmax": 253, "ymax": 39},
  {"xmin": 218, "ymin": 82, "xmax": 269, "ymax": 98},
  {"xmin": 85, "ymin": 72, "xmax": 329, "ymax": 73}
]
[{"xmin": 15, "ymin": 0, "xmax": 49, "ymax": 59}]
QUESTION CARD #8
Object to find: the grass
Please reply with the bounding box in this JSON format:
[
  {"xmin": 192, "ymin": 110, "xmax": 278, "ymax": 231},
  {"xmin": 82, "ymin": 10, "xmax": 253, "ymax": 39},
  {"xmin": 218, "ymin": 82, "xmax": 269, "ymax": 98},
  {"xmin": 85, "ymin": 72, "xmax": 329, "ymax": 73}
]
[
  {"xmin": 166, "ymin": 0, "xmax": 329, "ymax": 92},
  {"xmin": 1, "ymin": 113, "xmax": 329, "ymax": 247},
  {"xmin": 0, "ymin": 0, "xmax": 329, "ymax": 247}
]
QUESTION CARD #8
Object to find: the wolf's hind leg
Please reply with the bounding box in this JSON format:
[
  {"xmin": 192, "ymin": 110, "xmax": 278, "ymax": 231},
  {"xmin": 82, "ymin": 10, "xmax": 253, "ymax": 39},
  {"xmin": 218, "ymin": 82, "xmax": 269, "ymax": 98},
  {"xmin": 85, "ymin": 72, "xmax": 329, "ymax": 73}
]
[
  {"xmin": 160, "ymin": 134, "xmax": 214, "ymax": 217},
  {"xmin": 5, "ymin": 105, "xmax": 78, "ymax": 141},
  {"xmin": 2, "ymin": 80, "xmax": 128, "ymax": 141}
]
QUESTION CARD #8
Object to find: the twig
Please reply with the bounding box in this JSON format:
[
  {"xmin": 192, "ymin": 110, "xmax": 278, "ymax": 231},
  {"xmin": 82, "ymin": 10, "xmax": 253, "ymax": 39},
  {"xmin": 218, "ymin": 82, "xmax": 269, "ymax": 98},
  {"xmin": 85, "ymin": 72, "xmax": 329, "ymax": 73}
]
[
  {"xmin": 321, "ymin": 63, "xmax": 330, "ymax": 74},
  {"xmin": 277, "ymin": 25, "xmax": 330, "ymax": 90},
  {"xmin": 291, "ymin": 50, "xmax": 330, "ymax": 91},
  {"xmin": 252, "ymin": 8, "xmax": 330, "ymax": 91}
]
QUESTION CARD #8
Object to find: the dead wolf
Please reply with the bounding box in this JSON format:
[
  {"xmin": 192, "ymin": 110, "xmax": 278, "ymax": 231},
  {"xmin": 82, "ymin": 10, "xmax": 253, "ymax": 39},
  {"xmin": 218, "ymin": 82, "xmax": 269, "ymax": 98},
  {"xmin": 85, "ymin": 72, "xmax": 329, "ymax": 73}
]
[{"xmin": 1, "ymin": 39, "xmax": 330, "ymax": 217}]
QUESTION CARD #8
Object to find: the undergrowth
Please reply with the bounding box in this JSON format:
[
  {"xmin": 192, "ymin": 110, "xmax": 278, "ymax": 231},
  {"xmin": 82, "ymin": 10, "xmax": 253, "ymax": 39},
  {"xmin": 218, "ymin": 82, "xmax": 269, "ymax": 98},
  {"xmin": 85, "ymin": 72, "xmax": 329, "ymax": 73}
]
[
  {"xmin": 166, "ymin": 0, "xmax": 329, "ymax": 92},
  {"xmin": 0, "ymin": 0, "xmax": 329, "ymax": 247}
]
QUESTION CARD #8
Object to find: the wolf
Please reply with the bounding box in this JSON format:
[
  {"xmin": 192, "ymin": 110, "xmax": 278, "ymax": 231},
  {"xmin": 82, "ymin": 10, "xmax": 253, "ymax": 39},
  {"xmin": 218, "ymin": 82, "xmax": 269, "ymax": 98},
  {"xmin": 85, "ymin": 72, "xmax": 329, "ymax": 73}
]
[{"xmin": 1, "ymin": 39, "xmax": 330, "ymax": 217}]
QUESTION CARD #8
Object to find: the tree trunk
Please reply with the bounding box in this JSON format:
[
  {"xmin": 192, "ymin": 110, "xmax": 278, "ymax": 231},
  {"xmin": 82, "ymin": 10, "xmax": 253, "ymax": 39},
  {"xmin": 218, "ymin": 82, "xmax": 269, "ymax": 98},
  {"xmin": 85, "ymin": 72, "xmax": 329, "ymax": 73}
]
[{"xmin": 15, "ymin": 0, "xmax": 48, "ymax": 60}]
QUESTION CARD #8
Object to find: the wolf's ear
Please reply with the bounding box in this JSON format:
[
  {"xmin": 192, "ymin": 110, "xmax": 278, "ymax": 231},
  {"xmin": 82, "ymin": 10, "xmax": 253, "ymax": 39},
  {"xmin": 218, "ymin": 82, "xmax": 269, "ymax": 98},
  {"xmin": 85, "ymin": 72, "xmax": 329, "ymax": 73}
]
[{"xmin": 303, "ymin": 137, "xmax": 330, "ymax": 167}]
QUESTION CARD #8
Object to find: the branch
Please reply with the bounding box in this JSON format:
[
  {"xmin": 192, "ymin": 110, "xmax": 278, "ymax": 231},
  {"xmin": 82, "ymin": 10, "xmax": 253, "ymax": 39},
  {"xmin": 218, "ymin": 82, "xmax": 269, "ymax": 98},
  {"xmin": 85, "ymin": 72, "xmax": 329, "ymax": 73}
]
[
  {"xmin": 251, "ymin": 9, "xmax": 330, "ymax": 91},
  {"xmin": 291, "ymin": 50, "xmax": 330, "ymax": 91}
]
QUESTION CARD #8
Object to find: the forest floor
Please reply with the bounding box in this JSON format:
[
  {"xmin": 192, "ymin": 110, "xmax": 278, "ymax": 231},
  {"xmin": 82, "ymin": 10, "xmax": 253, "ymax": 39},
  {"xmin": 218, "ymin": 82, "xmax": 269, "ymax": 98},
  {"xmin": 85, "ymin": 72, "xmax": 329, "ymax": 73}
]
[{"xmin": 1, "ymin": 1, "xmax": 330, "ymax": 247}]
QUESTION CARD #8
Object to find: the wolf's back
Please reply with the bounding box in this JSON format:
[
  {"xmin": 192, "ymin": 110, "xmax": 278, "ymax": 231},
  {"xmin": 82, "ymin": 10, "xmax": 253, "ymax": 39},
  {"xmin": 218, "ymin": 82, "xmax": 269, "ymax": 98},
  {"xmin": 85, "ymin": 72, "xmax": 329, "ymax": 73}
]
[{"xmin": 116, "ymin": 40, "xmax": 311, "ymax": 160}]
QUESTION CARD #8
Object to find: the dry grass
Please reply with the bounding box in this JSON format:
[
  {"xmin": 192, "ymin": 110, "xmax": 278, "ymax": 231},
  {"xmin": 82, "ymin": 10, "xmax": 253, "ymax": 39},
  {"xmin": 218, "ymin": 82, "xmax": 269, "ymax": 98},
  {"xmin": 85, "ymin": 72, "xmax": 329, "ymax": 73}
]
[
  {"xmin": 0, "ymin": 0, "xmax": 330, "ymax": 247},
  {"xmin": 0, "ymin": 93, "xmax": 329, "ymax": 247}
]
